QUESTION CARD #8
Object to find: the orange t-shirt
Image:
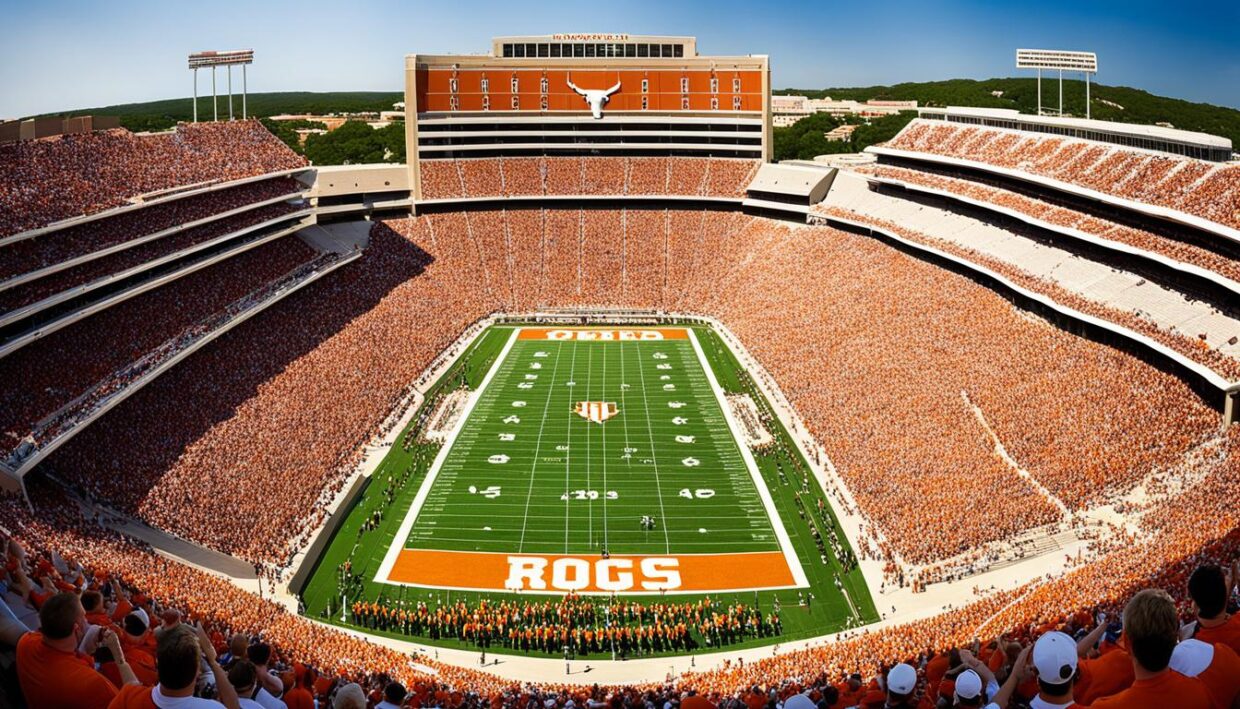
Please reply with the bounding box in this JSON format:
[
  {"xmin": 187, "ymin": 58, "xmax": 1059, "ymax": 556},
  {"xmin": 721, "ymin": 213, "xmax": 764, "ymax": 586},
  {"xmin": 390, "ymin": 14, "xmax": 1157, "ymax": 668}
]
[
  {"xmin": 1076, "ymin": 646, "xmax": 1135, "ymax": 704},
  {"xmin": 284, "ymin": 686, "xmax": 316, "ymax": 709},
  {"xmin": 1194, "ymin": 615, "xmax": 1240, "ymax": 655},
  {"xmin": 17, "ymin": 632, "xmax": 119, "ymax": 709},
  {"xmin": 1190, "ymin": 642, "xmax": 1240, "ymax": 709},
  {"xmin": 1090, "ymin": 669, "xmax": 1212, "ymax": 709},
  {"xmin": 107, "ymin": 684, "xmax": 158, "ymax": 709}
]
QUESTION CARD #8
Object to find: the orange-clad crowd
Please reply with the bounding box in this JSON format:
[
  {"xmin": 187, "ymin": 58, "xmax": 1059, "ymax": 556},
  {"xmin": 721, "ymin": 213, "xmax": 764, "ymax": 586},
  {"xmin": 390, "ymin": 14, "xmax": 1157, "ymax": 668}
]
[
  {"xmin": 885, "ymin": 121, "xmax": 1240, "ymax": 229},
  {"xmin": 0, "ymin": 176, "xmax": 304, "ymax": 284},
  {"xmin": 0, "ymin": 121, "xmax": 307, "ymax": 238},
  {"xmin": 4, "ymin": 121, "xmax": 1239, "ymax": 708},
  {"xmin": 0, "ymin": 235, "xmax": 320, "ymax": 461},
  {"xmin": 852, "ymin": 164, "xmax": 1240, "ymax": 285},
  {"xmin": 418, "ymin": 157, "xmax": 760, "ymax": 200}
]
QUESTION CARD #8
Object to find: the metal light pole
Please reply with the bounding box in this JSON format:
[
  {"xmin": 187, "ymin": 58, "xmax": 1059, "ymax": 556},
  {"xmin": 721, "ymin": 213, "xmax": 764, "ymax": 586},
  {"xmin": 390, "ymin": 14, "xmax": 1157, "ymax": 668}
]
[
  {"xmin": 227, "ymin": 65, "xmax": 233, "ymax": 120},
  {"xmin": 242, "ymin": 64, "xmax": 248, "ymax": 119},
  {"xmin": 212, "ymin": 67, "xmax": 218, "ymax": 122},
  {"xmin": 192, "ymin": 68, "xmax": 198, "ymax": 122}
]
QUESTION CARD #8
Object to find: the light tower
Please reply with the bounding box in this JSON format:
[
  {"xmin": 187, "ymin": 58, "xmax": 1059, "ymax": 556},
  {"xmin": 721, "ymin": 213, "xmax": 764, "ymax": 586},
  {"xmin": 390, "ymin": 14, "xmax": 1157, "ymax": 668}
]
[
  {"xmin": 1016, "ymin": 49, "xmax": 1098, "ymax": 119},
  {"xmin": 188, "ymin": 49, "xmax": 255, "ymax": 122}
]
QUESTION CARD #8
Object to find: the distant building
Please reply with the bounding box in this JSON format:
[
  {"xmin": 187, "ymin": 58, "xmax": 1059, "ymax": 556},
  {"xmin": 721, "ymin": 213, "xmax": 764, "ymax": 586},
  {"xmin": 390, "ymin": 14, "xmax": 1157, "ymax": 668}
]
[
  {"xmin": 823, "ymin": 124, "xmax": 857, "ymax": 142},
  {"xmin": 771, "ymin": 95, "xmax": 916, "ymax": 126}
]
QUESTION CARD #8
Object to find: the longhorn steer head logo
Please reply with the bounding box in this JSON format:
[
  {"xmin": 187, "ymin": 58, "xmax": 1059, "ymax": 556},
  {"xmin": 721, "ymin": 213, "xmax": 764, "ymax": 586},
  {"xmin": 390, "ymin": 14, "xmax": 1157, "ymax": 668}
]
[{"xmin": 567, "ymin": 75, "xmax": 621, "ymax": 119}]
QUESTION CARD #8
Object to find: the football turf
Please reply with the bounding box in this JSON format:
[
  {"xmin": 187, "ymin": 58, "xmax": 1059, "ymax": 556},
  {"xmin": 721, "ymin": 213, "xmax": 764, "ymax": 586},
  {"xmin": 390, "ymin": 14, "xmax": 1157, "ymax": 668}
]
[
  {"xmin": 298, "ymin": 324, "xmax": 879, "ymax": 654},
  {"xmin": 396, "ymin": 330, "xmax": 782, "ymax": 558}
]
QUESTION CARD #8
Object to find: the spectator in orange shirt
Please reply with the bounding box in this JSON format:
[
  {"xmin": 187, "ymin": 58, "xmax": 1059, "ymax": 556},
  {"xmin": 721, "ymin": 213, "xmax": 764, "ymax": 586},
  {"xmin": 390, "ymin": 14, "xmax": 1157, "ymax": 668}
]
[
  {"xmin": 1091, "ymin": 590, "xmax": 1213, "ymax": 709},
  {"xmin": 108, "ymin": 622, "xmax": 241, "ymax": 709},
  {"xmin": 1169, "ymin": 639, "xmax": 1240, "ymax": 709},
  {"xmin": 1183, "ymin": 563, "xmax": 1240, "ymax": 654},
  {"xmin": 16, "ymin": 592, "xmax": 137, "ymax": 709},
  {"xmin": 1073, "ymin": 617, "xmax": 1134, "ymax": 704}
]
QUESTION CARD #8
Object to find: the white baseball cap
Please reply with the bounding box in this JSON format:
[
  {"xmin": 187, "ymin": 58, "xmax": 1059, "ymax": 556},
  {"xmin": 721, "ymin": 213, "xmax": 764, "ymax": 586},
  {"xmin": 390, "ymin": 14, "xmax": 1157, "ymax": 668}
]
[
  {"xmin": 1169, "ymin": 639, "xmax": 1214, "ymax": 677},
  {"xmin": 954, "ymin": 669, "xmax": 982, "ymax": 699},
  {"xmin": 783, "ymin": 694, "xmax": 815, "ymax": 709},
  {"xmin": 1033, "ymin": 632, "xmax": 1078, "ymax": 685},
  {"xmin": 887, "ymin": 663, "xmax": 917, "ymax": 695}
]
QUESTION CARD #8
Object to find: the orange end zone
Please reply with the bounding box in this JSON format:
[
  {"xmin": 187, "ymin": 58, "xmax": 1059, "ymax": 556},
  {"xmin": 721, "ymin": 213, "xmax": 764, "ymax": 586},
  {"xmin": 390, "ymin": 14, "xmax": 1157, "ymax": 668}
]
[
  {"xmin": 517, "ymin": 327, "xmax": 689, "ymax": 341},
  {"xmin": 384, "ymin": 550, "xmax": 797, "ymax": 593}
]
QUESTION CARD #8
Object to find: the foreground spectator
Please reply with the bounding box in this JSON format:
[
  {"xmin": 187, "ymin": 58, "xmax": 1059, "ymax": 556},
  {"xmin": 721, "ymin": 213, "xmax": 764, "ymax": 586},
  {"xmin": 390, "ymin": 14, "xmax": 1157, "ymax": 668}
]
[
  {"xmin": 109, "ymin": 622, "xmax": 241, "ymax": 709},
  {"xmin": 1091, "ymin": 589, "xmax": 1212, "ymax": 708},
  {"xmin": 17, "ymin": 591, "xmax": 137, "ymax": 708}
]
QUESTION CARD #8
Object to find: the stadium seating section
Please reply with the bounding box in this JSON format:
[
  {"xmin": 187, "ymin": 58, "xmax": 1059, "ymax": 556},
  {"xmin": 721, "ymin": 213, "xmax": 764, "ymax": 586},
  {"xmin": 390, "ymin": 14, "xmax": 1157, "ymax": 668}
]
[
  {"xmin": 2, "ymin": 120, "xmax": 1239, "ymax": 708},
  {"xmin": 885, "ymin": 120, "xmax": 1240, "ymax": 229},
  {"xmin": 418, "ymin": 157, "xmax": 761, "ymax": 200}
]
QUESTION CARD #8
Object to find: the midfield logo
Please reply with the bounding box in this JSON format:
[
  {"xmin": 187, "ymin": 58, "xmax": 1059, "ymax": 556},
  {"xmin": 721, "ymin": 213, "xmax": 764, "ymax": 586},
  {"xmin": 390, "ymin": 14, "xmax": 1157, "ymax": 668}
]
[{"xmin": 574, "ymin": 401, "xmax": 619, "ymax": 424}]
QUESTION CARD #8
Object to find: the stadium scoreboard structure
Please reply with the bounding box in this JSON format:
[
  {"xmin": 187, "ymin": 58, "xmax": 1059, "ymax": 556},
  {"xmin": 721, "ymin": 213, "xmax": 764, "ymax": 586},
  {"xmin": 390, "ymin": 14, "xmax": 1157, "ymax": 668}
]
[
  {"xmin": 187, "ymin": 49, "xmax": 255, "ymax": 123},
  {"xmin": 1016, "ymin": 48, "xmax": 1098, "ymax": 119},
  {"xmin": 403, "ymin": 33, "xmax": 772, "ymax": 201}
]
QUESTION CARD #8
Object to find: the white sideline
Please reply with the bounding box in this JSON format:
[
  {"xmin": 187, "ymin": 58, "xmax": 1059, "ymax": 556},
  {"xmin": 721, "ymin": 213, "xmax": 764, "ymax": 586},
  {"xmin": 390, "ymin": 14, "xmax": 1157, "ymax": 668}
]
[
  {"xmin": 687, "ymin": 328, "xmax": 809, "ymax": 589},
  {"xmin": 373, "ymin": 328, "xmax": 521, "ymax": 585}
]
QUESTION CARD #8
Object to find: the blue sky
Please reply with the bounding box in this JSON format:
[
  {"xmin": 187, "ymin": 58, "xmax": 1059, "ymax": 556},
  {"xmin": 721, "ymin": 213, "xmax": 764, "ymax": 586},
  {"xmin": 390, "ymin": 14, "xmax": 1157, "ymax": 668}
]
[{"xmin": 2, "ymin": 0, "xmax": 1237, "ymax": 118}]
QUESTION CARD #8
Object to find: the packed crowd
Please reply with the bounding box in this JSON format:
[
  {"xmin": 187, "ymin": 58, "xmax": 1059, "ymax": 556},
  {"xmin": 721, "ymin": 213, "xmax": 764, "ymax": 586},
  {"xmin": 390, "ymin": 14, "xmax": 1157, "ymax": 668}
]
[
  {"xmin": 0, "ymin": 176, "xmax": 305, "ymax": 283},
  {"xmin": 418, "ymin": 157, "xmax": 760, "ymax": 200},
  {"xmin": 884, "ymin": 120, "xmax": 1240, "ymax": 230},
  {"xmin": 3, "ymin": 249, "xmax": 342, "ymax": 471},
  {"xmin": 817, "ymin": 203, "xmax": 1240, "ymax": 382},
  {"xmin": 0, "ymin": 234, "xmax": 318, "ymax": 459},
  {"xmin": 17, "ymin": 206, "xmax": 1218, "ymax": 576},
  {"xmin": 855, "ymin": 164, "xmax": 1240, "ymax": 285},
  {"xmin": 0, "ymin": 200, "xmax": 307, "ymax": 316},
  {"xmin": 2, "ymin": 448, "xmax": 1238, "ymax": 707},
  {"xmin": 0, "ymin": 120, "xmax": 307, "ymax": 238}
]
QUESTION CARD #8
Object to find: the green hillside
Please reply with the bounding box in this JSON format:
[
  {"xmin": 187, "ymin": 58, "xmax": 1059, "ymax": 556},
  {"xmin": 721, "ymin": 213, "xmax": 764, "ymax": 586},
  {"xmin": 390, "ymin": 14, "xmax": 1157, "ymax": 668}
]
[
  {"xmin": 36, "ymin": 91, "xmax": 403, "ymax": 133},
  {"xmin": 29, "ymin": 80, "xmax": 1239, "ymax": 166},
  {"xmin": 776, "ymin": 78, "xmax": 1240, "ymax": 146}
]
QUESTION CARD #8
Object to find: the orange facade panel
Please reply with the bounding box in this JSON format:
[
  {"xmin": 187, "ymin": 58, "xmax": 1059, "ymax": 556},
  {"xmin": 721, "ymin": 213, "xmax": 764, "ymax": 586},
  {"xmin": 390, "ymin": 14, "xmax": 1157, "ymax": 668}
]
[{"xmin": 415, "ymin": 68, "xmax": 765, "ymax": 114}]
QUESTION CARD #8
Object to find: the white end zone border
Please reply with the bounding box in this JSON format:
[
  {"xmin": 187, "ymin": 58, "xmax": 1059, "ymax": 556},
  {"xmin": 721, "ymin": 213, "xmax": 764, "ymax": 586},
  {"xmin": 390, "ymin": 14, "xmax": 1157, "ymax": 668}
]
[
  {"xmin": 375, "ymin": 325, "xmax": 808, "ymax": 593},
  {"xmin": 686, "ymin": 328, "xmax": 809, "ymax": 589},
  {"xmin": 374, "ymin": 327, "xmax": 521, "ymax": 584}
]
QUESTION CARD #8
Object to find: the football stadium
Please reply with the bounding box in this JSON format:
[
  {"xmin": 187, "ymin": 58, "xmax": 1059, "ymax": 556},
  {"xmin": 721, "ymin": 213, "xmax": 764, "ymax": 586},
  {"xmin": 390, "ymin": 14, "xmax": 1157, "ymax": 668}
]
[{"xmin": 1, "ymin": 18, "xmax": 1239, "ymax": 709}]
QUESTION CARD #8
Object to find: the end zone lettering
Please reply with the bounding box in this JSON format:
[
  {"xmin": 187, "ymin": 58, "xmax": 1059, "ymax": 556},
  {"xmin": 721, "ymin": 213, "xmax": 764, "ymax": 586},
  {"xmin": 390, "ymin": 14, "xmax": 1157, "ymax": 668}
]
[
  {"xmin": 546, "ymin": 329, "xmax": 663, "ymax": 341},
  {"xmin": 516, "ymin": 327, "xmax": 689, "ymax": 341},
  {"xmin": 382, "ymin": 549, "xmax": 798, "ymax": 593},
  {"xmin": 506, "ymin": 555, "xmax": 681, "ymax": 592}
]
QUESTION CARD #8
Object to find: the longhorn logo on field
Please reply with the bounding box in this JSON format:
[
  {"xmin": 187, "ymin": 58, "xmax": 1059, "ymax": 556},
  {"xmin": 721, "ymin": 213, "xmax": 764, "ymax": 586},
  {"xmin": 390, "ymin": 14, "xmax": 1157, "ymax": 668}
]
[
  {"xmin": 567, "ymin": 75, "xmax": 621, "ymax": 119},
  {"xmin": 574, "ymin": 401, "xmax": 619, "ymax": 424}
]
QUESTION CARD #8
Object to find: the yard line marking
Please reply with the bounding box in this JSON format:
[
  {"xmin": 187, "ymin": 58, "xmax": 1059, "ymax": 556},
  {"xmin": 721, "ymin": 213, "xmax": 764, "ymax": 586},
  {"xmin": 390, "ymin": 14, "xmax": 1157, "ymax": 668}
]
[
  {"xmin": 561, "ymin": 342, "xmax": 579, "ymax": 554},
  {"xmin": 584, "ymin": 343, "xmax": 594, "ymax": 550},
  {"xmin": 517, "ymin": 340, "xmax": 565, "ymax": 552},
  {"xmin": 374, "ymin": 328, "xmax": 520, "ymax": 584},
  {"xmin": 600, "ymin": 341, "xmax": 609, "ymax": 551},
  {"xmin": 632, "ymin": 338, "xmax": 672, "ymax": 554}
]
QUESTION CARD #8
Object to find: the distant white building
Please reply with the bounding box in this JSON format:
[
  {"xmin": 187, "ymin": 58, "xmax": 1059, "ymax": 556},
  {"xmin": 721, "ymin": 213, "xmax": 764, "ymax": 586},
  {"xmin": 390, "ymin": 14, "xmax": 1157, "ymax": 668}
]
[{"xmin": 772, "ymin": 95, "xmax": 917, "ymax": 126}]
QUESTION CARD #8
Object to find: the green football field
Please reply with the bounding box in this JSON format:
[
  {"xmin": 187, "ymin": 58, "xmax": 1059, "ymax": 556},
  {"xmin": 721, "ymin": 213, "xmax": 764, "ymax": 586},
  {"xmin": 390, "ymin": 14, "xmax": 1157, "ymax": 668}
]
[
  {"xmin": 381, "ymin": 328, "xmax": 786, "ymax": 561},
  {"xmin": 299, "ymin": 323, "xmax": 878, "ymax": 654}
]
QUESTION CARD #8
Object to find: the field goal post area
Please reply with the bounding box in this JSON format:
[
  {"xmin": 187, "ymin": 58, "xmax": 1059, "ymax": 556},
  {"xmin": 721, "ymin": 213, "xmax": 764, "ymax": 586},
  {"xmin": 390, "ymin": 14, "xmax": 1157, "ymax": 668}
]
[{"xmin": 373, "ymin": 325, "xmax": 810, "ymax": 595}]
